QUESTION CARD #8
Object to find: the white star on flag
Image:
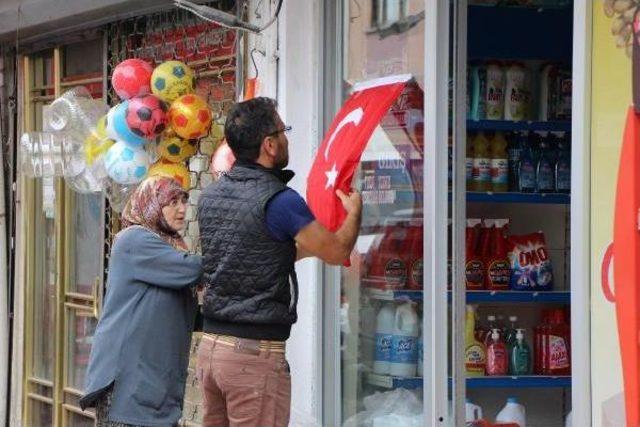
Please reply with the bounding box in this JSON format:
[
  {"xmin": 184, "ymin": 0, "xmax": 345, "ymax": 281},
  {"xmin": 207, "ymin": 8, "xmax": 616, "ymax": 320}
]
[{"xmin": 325, "ymin": 163, "xmax": 338, "ymax": 189}]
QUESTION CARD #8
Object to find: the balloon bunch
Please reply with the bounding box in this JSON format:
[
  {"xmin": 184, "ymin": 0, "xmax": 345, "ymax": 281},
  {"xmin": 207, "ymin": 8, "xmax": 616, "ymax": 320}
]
[
  {"xmin": 105, "ymin": 59, "xmax": 211, "ymax": 195},
  {"xmin": 19, "ymin": 59, "xmax": 212, "ymax": 210}
]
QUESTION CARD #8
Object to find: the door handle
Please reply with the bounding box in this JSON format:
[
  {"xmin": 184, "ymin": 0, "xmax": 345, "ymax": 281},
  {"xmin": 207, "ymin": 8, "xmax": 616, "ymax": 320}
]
[{"xmin": 92, "ymin": 277, "xmax": 103, "ymax": 319}]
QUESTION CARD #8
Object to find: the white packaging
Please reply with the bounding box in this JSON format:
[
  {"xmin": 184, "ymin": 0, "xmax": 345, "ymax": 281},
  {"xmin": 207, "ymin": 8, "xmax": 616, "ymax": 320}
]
[
  {"xmin": 465, "ymin": 399, "xmax": 483, "ymax": 425},
  {"xmin": 485, "ymin": 62, "xmax": 505, "ymax": 120},
  {"xmin": 504, "ymin": 63, "xmax": 527, "ymax": 121},
  {"xmin": 496, "ymin": 397, "xmax": 526, "ymax": 427},
  {"xmin": 374, "ymin": 303, "xmax": 396, "ymax": 374},
  {"xmin": 390, "ymin": 302, "xmax": 419, "ymax": 377}
]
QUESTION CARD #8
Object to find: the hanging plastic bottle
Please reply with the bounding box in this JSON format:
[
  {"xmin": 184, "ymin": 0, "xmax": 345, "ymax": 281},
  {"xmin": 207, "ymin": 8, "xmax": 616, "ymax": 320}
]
[
  {"xmin": 486, "ymin": 328, "xmax": 509, "ymax": 376},
  {"xmin": 374, "ymin": 303, "xmax": 395, "ymax": 374},
  {"xmin": 510, "ymin": 329, "xmax": 532, "ymax": 375}
]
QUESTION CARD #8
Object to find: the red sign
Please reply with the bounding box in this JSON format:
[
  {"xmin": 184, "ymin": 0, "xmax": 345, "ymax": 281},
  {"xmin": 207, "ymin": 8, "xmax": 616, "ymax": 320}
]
[{"xmin": 306, "ymin": 75, "xmax": 413, "ymax": 231}]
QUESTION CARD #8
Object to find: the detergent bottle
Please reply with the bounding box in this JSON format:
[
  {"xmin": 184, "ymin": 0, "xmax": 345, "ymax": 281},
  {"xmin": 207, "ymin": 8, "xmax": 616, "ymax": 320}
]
[
  {"xmin": 374, "ymin": 302, "xmax": 395, "ymax": 374},
  {"xmin": 510, "ymin": 329, "xmax": 532, "ymax": 375},
  {"xmin": 496, "ymin": 397, "xmax": 527, "ymax": 427},
  {"xmin": 471, "ymin": 132, "xmax": 491, "ymax": 191},
  {"xmin": 465, "ymin": 398, "xmax": 483, "ymax": 426},
  {"xmin": 490, "ymin": 132, "xmax": 509, "ymax": 192},
  {"xmin": 545, "ymin": 309, "xmax": 571, "ymax": 375},
  {"xmin": 486, "ymin": 328, "xmax": 509, "ymax": 375},
  {"xmin": 518, "ymin": 134, "xmax": 536, "ymax": 193},
  {"xmin": 465, "ymin": 305, "xmax": 486, "ymax": 376},
  {"xmin": 390, "ymin": 302, "xmax": 419, "ymax": 377}
]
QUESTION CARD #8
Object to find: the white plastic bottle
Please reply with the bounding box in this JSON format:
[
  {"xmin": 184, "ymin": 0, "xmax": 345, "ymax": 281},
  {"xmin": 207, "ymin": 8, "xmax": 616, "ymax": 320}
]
[
  {"xmin": 390, "ymin": 302, "xmax": 419, "ymax": 377},
  {"xmin": 496, "ymin": 397, "xmax": 526, "ymax": 427},
  {"xmin": 465, "ymin": 398, "xmax": 483, "ymax": 425},
  {"xmin": 374, "ymin": 303, "xmax": 395, "ymax": 374}
]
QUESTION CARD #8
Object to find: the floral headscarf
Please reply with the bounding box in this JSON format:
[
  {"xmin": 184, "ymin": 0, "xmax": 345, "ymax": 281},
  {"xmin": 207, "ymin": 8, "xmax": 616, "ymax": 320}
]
[{"xmin": 120, "ymin": 176, "xmax": 189, "ymax": 251}]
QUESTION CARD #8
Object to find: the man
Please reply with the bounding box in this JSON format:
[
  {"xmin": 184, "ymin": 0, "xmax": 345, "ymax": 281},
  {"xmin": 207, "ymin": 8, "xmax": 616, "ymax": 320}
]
[{"xmin": 197, "ymin": 97, "xmax": 361, "ymax": 427}]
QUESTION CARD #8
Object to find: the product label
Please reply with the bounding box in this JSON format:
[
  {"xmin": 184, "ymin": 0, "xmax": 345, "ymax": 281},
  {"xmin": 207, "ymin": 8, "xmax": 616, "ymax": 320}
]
[
  {"xmin": 384, "ymin": 259, "xmax": 407, "ymax": 286},
  {"xmin": 512, "ymin": 347, "xmax": 531, "ymax": 375},
  {"xmin": 549, "ymin": 335, "xmax": 570, "ymax": 369},
  {"xmin": 391, "ymin": 335, "xmax": 418, "ymax": 364},
  {"xmin": 537, "ymin": 162, "xmax": 555, "ymax": 191},
  {"xmin": 466, "ymin": 158, "xmax": 473, "ymax": 182},
  {"xmin": 375, "ymin": 333, "xmax": 393, "ymax": 362},
  {"xmin": 465, "ymin": 344, "xmax": 486, "ymax": 373},
  {"xmin": 519, "ymin": 161, "xmax": 536, "ymax": 190},
  {"xmin": 472, "ymin": 158, "xmax": 491, "ymax": 184},
  {"xmin": 490, "ymin": 158, "xmax": 509, "ymax": 185},
  {"xmin": 410, "ymin": 258, "xmax": 423, "ymax": 289},
  {"xmin": 487, "ymin": 259, "xmax": 511, "ymax": 289},
  {"xmin": 465, "ymin": 260, "xmax": 485, "ymax": 289}
]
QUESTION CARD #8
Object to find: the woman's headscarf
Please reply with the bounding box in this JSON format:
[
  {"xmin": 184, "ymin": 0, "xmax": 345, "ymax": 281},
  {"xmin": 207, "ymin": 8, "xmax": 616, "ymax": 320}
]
[{"xmin": 120, "ymin": 176, "xmax": 189, "ymax": 251}]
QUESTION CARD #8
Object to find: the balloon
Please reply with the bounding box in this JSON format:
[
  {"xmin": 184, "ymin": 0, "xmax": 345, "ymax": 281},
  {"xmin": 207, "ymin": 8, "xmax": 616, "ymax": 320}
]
[
  {"xmin": 106, "ymin": 102, "xmax": 147, "ymax": 147},
  {"xmin": 126, "ymin": 95, "xmax": 168, "ymax": 140},
  {"xmin": 112, "ymin": 58, "xmax": 153, "ymax": 100},
  {"xmin": 151, "ymin": 60, "xmax": 195, "ymax": 103},
  {"xmin": 168, "ymin": 94, "xmax": 212, "ymax": 140},
  {"xmin": 84, "ymin": 132, "xmax": 114, "ymax": 166},
  {"xmin": 148, "ymin": 160, "xmax": 191, "ymax": 190},
  {"xmin": 104, "ymin": 141, "xmax": 150, "ymax": 185},
  {"xmin": 210, "ymin": 141, "xmax": 235, "ymax": 177},
  {"xmin": 103, "ymin": 180, "xmax": 136, "ymax": 213},
  {"xmin": 157, "ymin": 134, "xmax": 198, "ymax": 163}
]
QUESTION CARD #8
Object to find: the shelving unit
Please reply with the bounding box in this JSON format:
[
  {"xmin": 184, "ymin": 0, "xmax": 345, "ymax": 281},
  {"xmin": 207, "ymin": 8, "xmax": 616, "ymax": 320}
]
[
  {"xmin": 365, "ymin": 373, "xmax": 571, "ymax": 390},
  {"xmin": 467, "ymin": 120, "xmax": 571, "ymax": 132},
  {"xmin": 466, "ymin": 192, "xmax": 570, "ymax": 204},
  {"xmin": 365, "ymin": 288, "xmax": 570, "ymax": 304}
]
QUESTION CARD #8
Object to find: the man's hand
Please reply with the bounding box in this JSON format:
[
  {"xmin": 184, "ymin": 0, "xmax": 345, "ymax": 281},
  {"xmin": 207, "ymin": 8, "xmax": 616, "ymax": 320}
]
[{"xmin": 336, "ymin": 189, "xmax": 362, "ymax": 217}]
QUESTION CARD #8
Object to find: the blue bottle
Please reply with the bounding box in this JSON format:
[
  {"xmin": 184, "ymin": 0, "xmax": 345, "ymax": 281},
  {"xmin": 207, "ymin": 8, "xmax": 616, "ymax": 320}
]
[
  {"xmin": 517, "ymin": 136, "xmax": 536, "ymax": 193},
  {"xmin": 507, "ymin": 132, "xmax": 522, "ymax": 192},
  {"xmin": 536, "ymin": 135, "xmax": 555, "ymax": 193},
  {"xmin": 555, "ymin": 133, "xmax": 571, "ymax": 193}
]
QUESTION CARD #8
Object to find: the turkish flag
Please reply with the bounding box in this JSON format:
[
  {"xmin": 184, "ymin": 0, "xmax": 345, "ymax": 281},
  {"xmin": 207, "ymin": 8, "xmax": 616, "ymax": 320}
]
[{"xmin": 307, "ymin": 74, "xmax": 413, "ymax": 231}]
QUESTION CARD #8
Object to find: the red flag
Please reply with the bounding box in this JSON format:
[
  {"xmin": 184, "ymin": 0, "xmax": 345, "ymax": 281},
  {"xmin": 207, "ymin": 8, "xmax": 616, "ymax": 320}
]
[{"xmin": 307, "ymin": 74, "xmax": 412, "ymax": 231}]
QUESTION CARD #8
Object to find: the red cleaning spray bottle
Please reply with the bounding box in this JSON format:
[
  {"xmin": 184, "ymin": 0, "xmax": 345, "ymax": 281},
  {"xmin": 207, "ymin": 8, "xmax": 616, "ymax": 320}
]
[{"xmin": 486, "ymin": 219, "xmax": 511, "ymax": 290}]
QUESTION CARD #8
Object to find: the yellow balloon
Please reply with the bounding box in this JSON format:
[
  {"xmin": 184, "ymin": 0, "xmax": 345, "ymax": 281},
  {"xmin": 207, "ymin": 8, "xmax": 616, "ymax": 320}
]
[
  {"xmin": 148, "ymin": 160, "xmax": 191, "ymax": 190},
  {"xmin": 84, "ymin": 133, "xmax": 114, "ymax": 165},
  {"xmin": 151, "ymin": 61, "xmax": 195, "ymax": 103},
  {"xmin": 157, "ymin": 135, "xmax": 198, "ymax": 163},
  {"xmin": 168, "ymin": 94, "xmax": 212, "ymax": 140}
]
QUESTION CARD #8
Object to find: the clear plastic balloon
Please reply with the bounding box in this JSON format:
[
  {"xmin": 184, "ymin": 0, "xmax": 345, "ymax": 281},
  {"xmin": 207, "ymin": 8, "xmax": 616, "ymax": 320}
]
[
  {"xmin": 103, "ymin": 179, "xmax": 136, "ymax": 213},
  {"xmin": 144, "ymin": 139, "xmax": 160, "ymax": 164}
]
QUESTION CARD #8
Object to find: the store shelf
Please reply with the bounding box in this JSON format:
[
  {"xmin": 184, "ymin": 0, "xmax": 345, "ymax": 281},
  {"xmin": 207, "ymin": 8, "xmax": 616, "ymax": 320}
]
[
  {"xmin": 466, "ymin": 290, "xmax": 570, "ymax": 304},
  {"xmin": 466, "ymin": 192, "xmax": 570, "ymax": 204},
  {"xmin": 466, "ymin": 120, "xmax": 571, "ymax": 132},
  {"xmin": 366, "ymin": 373, "xmax": 571, "ymax": 389},
  {"xmin": 466, "ymin": 376, "xmax": 571, "ymax": 388},
  {"xmin": 365, "ymin": 288, "xmax": 569, "ymax": 304}
]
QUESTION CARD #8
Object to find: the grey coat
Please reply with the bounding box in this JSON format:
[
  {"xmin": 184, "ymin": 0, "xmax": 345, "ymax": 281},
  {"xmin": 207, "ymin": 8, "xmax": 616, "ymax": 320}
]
[{"xmin": 80, "ymin": 225, "xmax": 203, "ymax": 427}]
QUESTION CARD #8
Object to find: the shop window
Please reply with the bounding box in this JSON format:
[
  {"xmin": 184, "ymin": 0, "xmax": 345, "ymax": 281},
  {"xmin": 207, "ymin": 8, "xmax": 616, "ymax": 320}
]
[{"xmin": 371, "ymin": 0, "xmax": 408, "ymax": 29}]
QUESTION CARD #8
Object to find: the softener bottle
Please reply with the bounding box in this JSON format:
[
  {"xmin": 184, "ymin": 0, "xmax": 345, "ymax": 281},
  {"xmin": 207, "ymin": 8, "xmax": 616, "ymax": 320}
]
[{"xmin": 510, "ymin": 328, "xmax": 532, "ymax": 375}]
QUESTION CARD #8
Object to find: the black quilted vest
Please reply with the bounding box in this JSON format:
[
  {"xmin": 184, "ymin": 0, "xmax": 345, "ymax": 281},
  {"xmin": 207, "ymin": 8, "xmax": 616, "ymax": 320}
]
[{"xmin": 197, "ymin": 162, "xmax": 298, "ymax": 341}]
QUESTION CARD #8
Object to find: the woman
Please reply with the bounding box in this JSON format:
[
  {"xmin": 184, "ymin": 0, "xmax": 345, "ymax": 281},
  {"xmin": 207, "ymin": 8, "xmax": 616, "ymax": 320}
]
[{"xmin": 80, "ymin": 176, "xmax": 203, "ymax": 427}]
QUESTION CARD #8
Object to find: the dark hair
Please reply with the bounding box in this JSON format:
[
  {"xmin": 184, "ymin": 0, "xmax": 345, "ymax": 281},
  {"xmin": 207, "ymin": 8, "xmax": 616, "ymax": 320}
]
[{"xmin": 224, "ymin": 97, "xmax": 279, "ymax": 161}]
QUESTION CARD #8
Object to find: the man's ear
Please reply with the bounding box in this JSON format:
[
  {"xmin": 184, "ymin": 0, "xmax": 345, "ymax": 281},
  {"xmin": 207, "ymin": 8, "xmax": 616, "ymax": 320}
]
[{"xmin": 262, "ymin": 136, "xmax": 277, "ymax": 157}]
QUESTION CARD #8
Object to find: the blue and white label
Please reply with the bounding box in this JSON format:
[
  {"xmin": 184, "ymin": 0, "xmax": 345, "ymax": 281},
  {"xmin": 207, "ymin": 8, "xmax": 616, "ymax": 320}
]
[
  {"xmin": 375, "ymin": 333, "xmax": 393, "ymax": 362},
  {"xmin": 391, "ymin": 335, "xmax": 418, "ymax": 364}
]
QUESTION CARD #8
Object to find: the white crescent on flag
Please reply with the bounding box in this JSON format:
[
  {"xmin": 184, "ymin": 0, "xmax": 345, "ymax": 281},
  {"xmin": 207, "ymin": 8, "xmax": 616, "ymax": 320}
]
[{"xmin": 324, "ymin": 107, "xmax": 364, "ymax": 161}]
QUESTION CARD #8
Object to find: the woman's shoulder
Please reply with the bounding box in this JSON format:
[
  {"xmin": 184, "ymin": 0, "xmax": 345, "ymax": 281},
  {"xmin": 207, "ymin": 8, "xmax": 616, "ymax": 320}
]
[{"xmin": 113, "ymin": 226, "xmax": 166, "ymax": 251}]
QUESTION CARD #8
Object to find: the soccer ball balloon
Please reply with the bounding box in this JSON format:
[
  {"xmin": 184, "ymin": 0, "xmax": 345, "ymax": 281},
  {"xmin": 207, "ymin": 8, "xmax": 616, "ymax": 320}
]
[
  {"xmin": 148, "ymin": 160, "xmax": 191, "ymax": 190},
  {"xmin": 157, "ymin": 135, "xmax": 198, "ymax": 163},
  {"xmin": 112, "ymin": 59, "xmax": 153, "ymax": 100},
  {"xmin": 105, "ymin": 102, "xmax": 147, "ymax": 147},
  {"xmin": 104, "ymin": 141, "xmax": 150, "ymax": 184},
  {"xmin": 126, "ymin": 95, "xmax": 168, "ymax": 140},
  {"xmin": 151, "ymin": 61, "xmax": 195, "ymax": 103},
  {"xmin": 168, "ymin": 94, "xmax": 212, "ymax": 140}
]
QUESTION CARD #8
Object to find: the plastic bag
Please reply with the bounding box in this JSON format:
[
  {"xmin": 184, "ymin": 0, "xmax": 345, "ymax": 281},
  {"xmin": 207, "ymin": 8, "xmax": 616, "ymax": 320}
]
[{"xmin": 343, "ymin": 388, "xmax": 422, "ymax": 427}]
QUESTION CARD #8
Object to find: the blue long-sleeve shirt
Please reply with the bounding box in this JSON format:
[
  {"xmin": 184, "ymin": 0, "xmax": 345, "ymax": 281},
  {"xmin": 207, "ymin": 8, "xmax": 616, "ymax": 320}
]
[{"xmin": 80, "ymin": 225, "xmax": 203, "ymax": 426}]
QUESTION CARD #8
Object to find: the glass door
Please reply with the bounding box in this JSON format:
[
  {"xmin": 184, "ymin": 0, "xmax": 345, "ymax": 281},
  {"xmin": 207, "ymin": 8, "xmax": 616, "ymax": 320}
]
[
  {"xmin": 322, "ymin": 1, "xmax": 459, "ymax": 426},
  {"xmin": 21, "ymin": 39, "xmax": 106, "ymax": 427}
]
